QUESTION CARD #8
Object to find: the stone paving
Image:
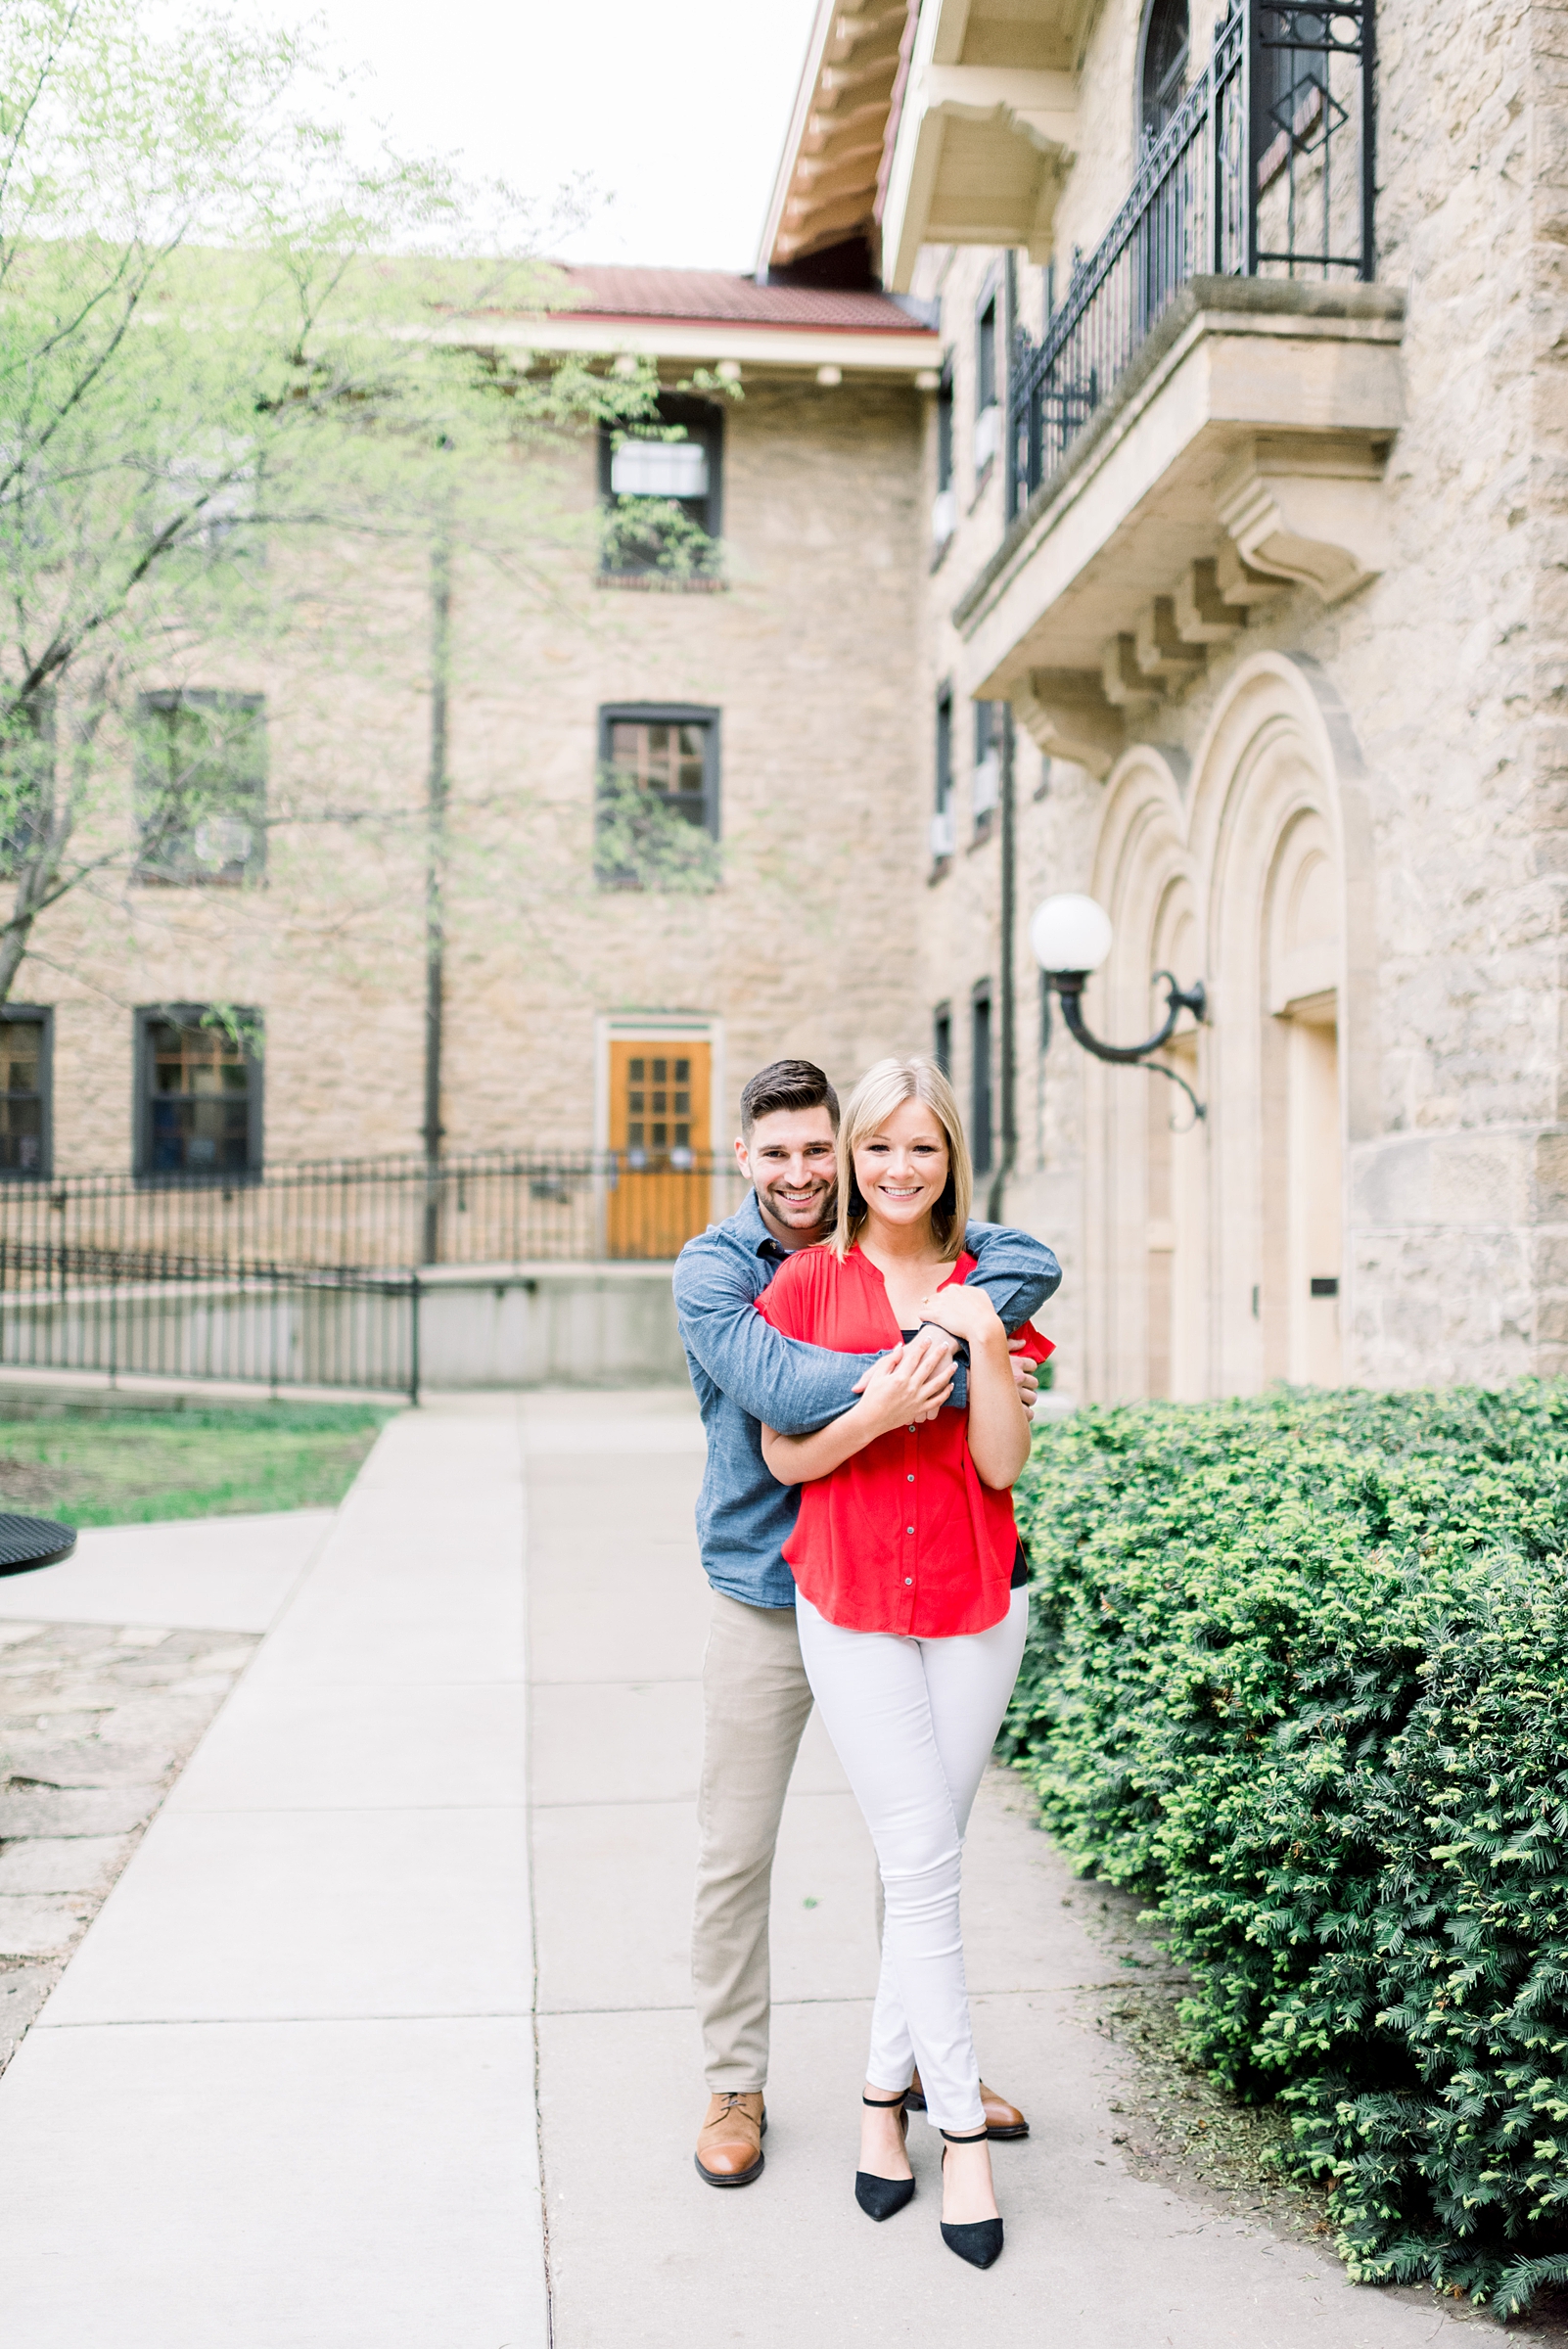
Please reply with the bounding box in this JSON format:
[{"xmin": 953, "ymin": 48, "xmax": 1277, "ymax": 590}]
[{"xmin": 0, "ymin": 1619, "xmax": 260, "ymax": 2068}]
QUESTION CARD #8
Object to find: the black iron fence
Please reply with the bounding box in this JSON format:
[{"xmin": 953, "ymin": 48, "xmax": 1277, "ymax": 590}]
[
  {"xmin": 1008, "ymin": 0, "xmax": 1374, "ymax": 516},
  {"xmin": 0, "ymin": 1150, "xmax": 747, "ymax": 1276},
  {"xmin": 0, "ymin": 1257, "xmax": 421, "ymax": 1396},
  {"xmin": 0, "ymin": 1150, "xmax": 750, "ymax": 1401}
]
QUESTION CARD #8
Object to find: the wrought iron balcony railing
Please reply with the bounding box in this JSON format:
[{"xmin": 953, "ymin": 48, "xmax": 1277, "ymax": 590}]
[{"xmin": 1008, "ymin": 0, "xmax": 1374, "ymax": 519}]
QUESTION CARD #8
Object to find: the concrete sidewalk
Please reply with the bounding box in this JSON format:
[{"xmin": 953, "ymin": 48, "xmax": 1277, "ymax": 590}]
[
  {"xmin": 0, "ymin": 1402, "xmax": 540, "ymax": 2348},
  {"xmin": 525, "ymin": 1390, "xmax": 1482, "ymax": 2349},
  {"xmin": 0, "ymin": 1390, "xmax": 1490, "ymax": 2346}
]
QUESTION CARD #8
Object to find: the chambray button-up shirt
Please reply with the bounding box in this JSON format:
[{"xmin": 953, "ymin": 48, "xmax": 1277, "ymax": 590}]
[{"xmin": 671, "ymin": 1191, "xmax": 1061, "ymax": 1611}]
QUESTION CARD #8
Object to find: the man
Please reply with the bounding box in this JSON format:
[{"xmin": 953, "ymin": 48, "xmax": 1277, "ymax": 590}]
[{"xmin": 672, "ymin": 1057, "xmax": 1061, "ymax": 2188}]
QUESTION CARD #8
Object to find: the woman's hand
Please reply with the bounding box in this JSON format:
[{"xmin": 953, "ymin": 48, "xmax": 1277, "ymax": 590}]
[
  {"xmin": 915, "ymin": 1281, "xmax": 1004, "ymax": 1352},
  {"xmin": 853, "ymin": 1331, "xmax": 956, "ymax": 1438},
  {"xmin": 921, "ymin": 1284, "xmax": 1032, "ymax": 1491}
]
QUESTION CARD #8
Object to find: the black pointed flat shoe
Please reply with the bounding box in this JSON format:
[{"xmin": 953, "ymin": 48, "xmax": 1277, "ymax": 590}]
[
  {"xmin": 855, "ymin": 2090, "xmax": 915, "ymax": 2222},
  {"xmin": 856, "ymin": 2170, "xmax": 917, "ymax": 2221},
  {"xmin": 940, "ymin": 2130, "xmax": 1004, "ymax": 2269},
  {"xmin": 940, "ymin": 2216, "xmax": 1004, "ymax": 2269}
]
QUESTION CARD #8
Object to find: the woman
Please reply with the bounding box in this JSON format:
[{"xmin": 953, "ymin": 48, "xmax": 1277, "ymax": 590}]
[{"xmin": 756, "ymin": 1055, "xmax": 1051, "ymax": 2270}]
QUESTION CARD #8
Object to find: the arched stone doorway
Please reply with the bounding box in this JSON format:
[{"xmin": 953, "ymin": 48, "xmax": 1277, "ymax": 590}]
[{"xmin": 1077, "ymin": 656, "xmax": 1360, "ymax": 1400}]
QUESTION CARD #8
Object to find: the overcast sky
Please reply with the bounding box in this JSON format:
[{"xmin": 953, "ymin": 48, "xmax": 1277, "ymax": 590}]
[{"xmin": 267, "ymin": 0, "xmax": 819, "ymax": 272}]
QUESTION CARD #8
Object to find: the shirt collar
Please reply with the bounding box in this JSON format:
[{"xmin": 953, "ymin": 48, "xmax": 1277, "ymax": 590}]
[
  {"xmin": 733, "ymin": 1188, "xmax": 781, "ymax": 1257},
  {"xmin": 734, "ymin": 1186, "xmax": 799, "ymax": 1261}
]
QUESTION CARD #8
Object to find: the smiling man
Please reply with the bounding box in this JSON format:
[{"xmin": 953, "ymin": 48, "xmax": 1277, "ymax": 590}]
[{"xmin": 671, "ymin": 1057, "xmax": 1061, "ymax": 2189}]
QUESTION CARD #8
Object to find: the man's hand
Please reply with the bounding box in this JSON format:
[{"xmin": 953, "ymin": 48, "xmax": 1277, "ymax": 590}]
[
  {"xmin": 851, "ymin": 1331, "xmax": 955, "ymax": 1434},
  {"xmin": 1009, "ymin": 1335, "xmax": 1039, "ymax": 1415}
]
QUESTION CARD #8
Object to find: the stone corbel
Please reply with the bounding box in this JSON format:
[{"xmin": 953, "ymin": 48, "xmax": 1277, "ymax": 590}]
[
  {"xmin": 1217, "ymin": 433, "xmax": 1392, "ymax": 606},
  {"xmin": 1102, "ymin": 634, "xmax": 1162, "ymax": 713},
  {"xmin": 1175, "ymin": 558, "xmax": 1243, "ymax": 643},
  {"xmin": 1135, "ymin": 596, "xmax": 1207, "ymax": 684},
  {"xmin": 1013, "ymin": 668, "xmax": 1125, "ymax": 780},
  {"xmin": 921, "ymin": 66, "xmax": 1078, "ymax": 160}
]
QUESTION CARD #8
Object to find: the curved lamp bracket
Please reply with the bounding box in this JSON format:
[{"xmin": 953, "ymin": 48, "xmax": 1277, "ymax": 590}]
[{"xmin": 1047, "ymin": 968, "xmax": 1209, "ymax": 1123}]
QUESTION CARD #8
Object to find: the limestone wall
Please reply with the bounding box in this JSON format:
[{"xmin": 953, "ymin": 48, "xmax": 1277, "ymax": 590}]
[
  {"xmin": 13, "ymin": 376, "xmax": 927, "ymax": 1175},
  {"xmin": 906, "ymin": 0, "xmax": 1568, "ymax": 1400}
]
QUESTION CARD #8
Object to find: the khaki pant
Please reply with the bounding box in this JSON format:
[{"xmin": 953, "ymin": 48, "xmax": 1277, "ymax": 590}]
[{"xmin": 692, "ymin": 1589, "xmax": 814, "ymax": 2092}]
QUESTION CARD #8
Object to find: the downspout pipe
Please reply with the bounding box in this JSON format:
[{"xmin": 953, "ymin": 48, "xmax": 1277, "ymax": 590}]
[
  {"xmin": 988, "ymin": 252, "xmax": 1021, "ymax": 1222},
  {"xmin": 987, "ymin": 700, "xmax": 1017, "ymax": 1222},
  {"xmin": 421, "ymin": 529, "xmax": 450, "ymax": 1267}
]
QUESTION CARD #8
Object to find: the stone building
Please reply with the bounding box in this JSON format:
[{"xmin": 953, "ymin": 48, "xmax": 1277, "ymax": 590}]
[
  {"xmin": 761, "ymin": 0, "xmax": 1560, "ymax": 1402},
  {"xmin": 2, "ymin": 271, "xmax": 940, "ymax": 1267},
  {"xmin": 13, "ymin": 0, "xmax": 1560, "ymax": 1409}
]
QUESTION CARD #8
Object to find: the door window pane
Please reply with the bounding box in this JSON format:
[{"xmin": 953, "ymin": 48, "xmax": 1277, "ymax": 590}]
[
  {"xmin": 144, "ymin": 1016, "xmax": 256, "ymax": 1175},
  {"xmin": 0, "ymin": 1018, "xmax": 45, "ymax": 1174}
]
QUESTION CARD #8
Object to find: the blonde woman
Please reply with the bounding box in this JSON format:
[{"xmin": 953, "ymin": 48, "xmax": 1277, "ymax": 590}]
[{"xmin": 755, "ymin": 1056, "xmax": 1051, "ymax": 2270}]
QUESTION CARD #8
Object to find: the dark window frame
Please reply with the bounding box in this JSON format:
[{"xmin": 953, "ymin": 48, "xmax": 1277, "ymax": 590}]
[
  {"xmin": 973, "ymin": 700, "xmax": 1002, "ymax": 839},
  {"xmin": 598, "ymin": 393, "xmax": 725, "ymax": 578},
  {"xmin": 935, "ymin": 358, "xmax": 954, "ymax": 494},
  {"xmin": 0, "ymin": 1004, "xmax": 52, "ymax": 1180},
  {"xmin": 1136, "ymin": 0, "xmax": 1190, "ymax": 144},
  {"xmin": 971, "ymin": 983, "xmax": 993, "ymax": 1176},
  {"xmin": 133, "ymin": 689, "xmax": 267, "ymax": 889},
  {"xmin": 932, "ymin": 1002, "xmax": 952, "ymax": 1077},
  {"xmin": 133, "ymin": 1004, "xmax": 264, "ymax": 1185},
  {"xmin": 976, "ymin": 284, "xmax": 998, "ymax": 418},
  {"xmin": 596, "ymin": 704, "xmax": 721, "ymax": 846},
  {"xmin": 935, "ymin": 685, "xmax": 953, "ymax": 818}
]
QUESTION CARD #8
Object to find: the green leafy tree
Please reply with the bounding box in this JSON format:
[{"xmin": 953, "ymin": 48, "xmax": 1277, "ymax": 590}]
[{"xmin": 0, "ymin": 0, "xmax": 676, "ymax": 1001}]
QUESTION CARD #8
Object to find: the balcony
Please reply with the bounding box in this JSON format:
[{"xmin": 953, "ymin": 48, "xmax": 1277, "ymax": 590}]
[
  {"xmin": 878, "ymin": 0, "xmax": 1081, "ymax": 291},
  {"xmin": 948, "ymin": 0, "xmax": 1398, "ymax": 774}
]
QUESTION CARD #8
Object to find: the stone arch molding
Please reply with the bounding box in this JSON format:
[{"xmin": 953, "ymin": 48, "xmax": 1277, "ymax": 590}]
[{"xmin": 1075, "ymin": 653, "xmax": 1366, "ymax": 1399}]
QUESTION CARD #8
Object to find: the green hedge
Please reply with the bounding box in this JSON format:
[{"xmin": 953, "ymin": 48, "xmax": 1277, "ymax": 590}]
[{"xmin": 1001, "ymin": 1382, "xmax": 1568, "ymax": 2317}]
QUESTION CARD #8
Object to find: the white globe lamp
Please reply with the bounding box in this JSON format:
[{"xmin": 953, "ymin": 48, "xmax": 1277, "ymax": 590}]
[
  {"xmin": 1029, "ymin": 892, "xmax": 1115, "ymax": 976},
  {"xmin": 1029, "ymin": 891, "xmax": 1209, "ymax": 1120}
]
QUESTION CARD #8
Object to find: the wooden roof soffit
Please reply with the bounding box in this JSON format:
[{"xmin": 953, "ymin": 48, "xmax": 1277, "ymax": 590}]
[{"xmin": 759, "ymin": 2, "xmax": 917, "ymax": 272}]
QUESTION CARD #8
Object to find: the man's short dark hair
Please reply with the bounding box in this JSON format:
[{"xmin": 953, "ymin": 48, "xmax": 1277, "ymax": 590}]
[{"xmin": 740, "ymin": 1058, "xmax": 840, "ymax": 1140}]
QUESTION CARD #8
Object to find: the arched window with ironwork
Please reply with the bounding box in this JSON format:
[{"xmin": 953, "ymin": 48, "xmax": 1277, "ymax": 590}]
[{"xmin": 1136, "ymin": 0, "xmax": 1189, "ymax": 144}]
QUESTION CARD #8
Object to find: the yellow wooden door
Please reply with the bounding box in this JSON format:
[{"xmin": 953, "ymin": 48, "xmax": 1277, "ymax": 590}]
[{"xmin": 606, "ymin": 1039, "xmax": 712, "ymax": 1259}]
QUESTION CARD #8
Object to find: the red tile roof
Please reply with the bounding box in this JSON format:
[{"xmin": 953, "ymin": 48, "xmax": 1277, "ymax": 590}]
[{"xmin": 547, "ymin": 265, "xmax": 931, "ymax": 335}]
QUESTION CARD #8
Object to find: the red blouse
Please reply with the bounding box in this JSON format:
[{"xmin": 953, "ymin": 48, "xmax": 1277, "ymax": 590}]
[{"xmin": 756, "ymin": 1244, "xmax": 1054, "ymax": 1638}]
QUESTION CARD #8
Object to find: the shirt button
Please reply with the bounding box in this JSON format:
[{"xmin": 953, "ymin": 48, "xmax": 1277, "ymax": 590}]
[
  {"xmin": 906, "ymin": 1474, "xmax": 914, "ymax": 1483},
  {"xmin": 904, "ymin": 1577, "xmax": 913, "ymax": 1586},
  {"xmin": 906, "ymin": 1526, "xmax": 914, "ymax": 1535}
]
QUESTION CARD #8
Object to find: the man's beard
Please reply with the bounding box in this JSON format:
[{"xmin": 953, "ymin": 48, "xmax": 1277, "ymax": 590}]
[{"xmin": 761, "ymin": 1183, "xmax": 836, "ymax": 1231}]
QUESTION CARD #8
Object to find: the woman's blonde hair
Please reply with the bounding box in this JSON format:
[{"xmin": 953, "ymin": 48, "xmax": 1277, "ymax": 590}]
[{"xmin": 833, "ymin": 1054, "xmax": 972, "ymax": 1261}]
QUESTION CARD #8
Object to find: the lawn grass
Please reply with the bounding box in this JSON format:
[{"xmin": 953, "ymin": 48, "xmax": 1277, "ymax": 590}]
[{"xmin": 0, "ymin": 1401, "xmax": 395, "ymax": 1526}]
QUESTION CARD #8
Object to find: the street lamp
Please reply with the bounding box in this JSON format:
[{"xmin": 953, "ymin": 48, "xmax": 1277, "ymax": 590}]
[{"xmin": 1030, "ymin": 892, "xmax": 1208, "ymax": 1122}]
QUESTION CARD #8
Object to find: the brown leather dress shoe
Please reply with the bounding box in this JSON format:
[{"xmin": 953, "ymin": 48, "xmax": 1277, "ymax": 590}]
[
  {"xmin": 695, "ymin": 2090, "xmax": 767, "ymax": 2187},
  {"xmin": 906, "ymin": 2069, "xmax": 1029, "ymax": 2141}
]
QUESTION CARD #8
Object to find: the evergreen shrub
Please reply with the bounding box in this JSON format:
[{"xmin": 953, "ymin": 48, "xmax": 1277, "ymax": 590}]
[{"xmin": 1001, "ymin": 1382, "xmax": 1568, "ymax": 2315}]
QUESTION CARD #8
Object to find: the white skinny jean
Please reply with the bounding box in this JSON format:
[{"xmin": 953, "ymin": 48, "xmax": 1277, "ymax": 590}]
[{"xmin": 794, "ymin": 1588, "xmax": 1029, "ymax": 2135}]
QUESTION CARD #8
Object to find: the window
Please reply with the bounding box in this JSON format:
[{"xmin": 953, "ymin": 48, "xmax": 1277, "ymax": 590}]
[
  {"xmin": 1138, "ymin": 0, "xmax": 1189, "ymax": 142},
  {"xmin": 596, "ymin": 704, "xmax": 719, "ymax": 890},
  {"xmin": 134, "ymin": 692, "xmax": 265, "ymax": 886},
  {"xmin": 973, "ymin": 701, "xmax": 1002, "ymax": 832},
  {"xmin": 971, "ymin": 986, "xmax": 993, "ymax": 1175},
  {"xmin": 0, "ymin": 695, "xmax": 54, "ymax": 874},
  {"xmin": 933, "ymin": 361, "xmax": 955, "ymax": 551},
  {"xmin": 974, "ymin": 291, "xmax": 999, "ymax": 476},
  {"xmin": 0, "ymin": 1007, "xmax": 51, "ymax": 1177},
  {"xmin": 134, "ymin": 1007, "xmax": 262, "ymax": 1179},
  {"xmin": 1257, "ymin": 5, "xmax": 1329, "ymax": 184},
  {"xmin": 932, "ymin": 687, "xmax": 954, "ymax": 861},
  {"xmin": 624, "ymin": 1052, "xmax": 695, "ymax": 1162},
  {"xmin": 599, "ymin": 394, "xmax": 723, "ymax": 580},
  {"xmin": 933, "ymin": 1003, "xmax": 952, "ymax": 1077}
]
